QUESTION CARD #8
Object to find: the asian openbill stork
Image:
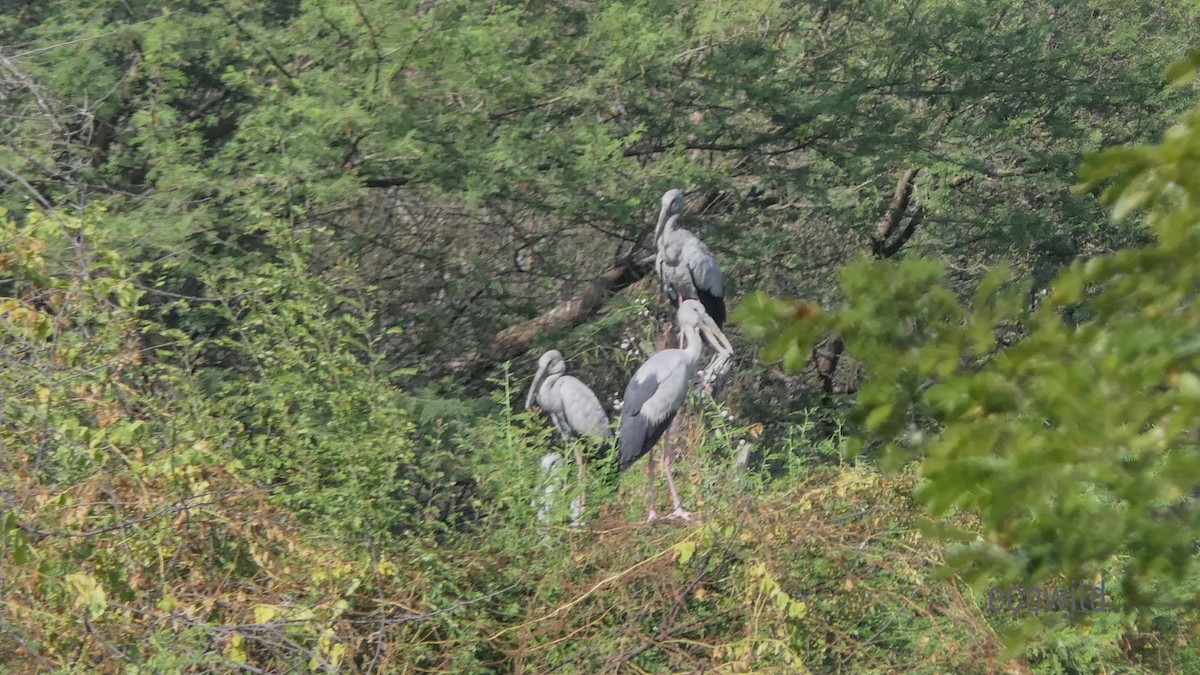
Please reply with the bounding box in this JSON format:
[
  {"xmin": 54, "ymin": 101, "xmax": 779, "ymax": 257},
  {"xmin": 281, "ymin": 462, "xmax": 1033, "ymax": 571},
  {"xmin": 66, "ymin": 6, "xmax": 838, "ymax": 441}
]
[
  {"xmin": 618, "ymin": 300, "xmax": 733, "ymax": 521},
  {"xmin": 526, "ymin": 349, "xmax": 611, "ymax": 524}
]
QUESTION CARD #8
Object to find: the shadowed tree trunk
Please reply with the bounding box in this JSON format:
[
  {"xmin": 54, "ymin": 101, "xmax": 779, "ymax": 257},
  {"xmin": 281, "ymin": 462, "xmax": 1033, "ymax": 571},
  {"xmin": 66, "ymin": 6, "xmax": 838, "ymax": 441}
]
[
  {"xmin": 817, "ymin": 168, "xmax": 925, "ymax": 393},
  {"xmin": 447, "ymin": 254, "xmax": 656, "ymax": 378}
]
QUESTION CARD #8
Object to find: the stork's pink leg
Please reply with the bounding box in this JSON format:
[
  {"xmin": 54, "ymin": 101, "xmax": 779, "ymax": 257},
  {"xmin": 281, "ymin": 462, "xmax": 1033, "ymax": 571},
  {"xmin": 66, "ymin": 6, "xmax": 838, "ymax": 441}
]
[
  {"xmin": 645, "ymin": 446, "xmax": 658, "ymax": 522},
  {"xmin": 573, "ymin": 443, "xmax": 587, "ymax": 527},
  {"xmin": 678, "ymin": 297, "xmax": 688, "ymax": 348},
  {"xmin": 662, "ymin": 429, "xmax": 692, "ymax": 520}
]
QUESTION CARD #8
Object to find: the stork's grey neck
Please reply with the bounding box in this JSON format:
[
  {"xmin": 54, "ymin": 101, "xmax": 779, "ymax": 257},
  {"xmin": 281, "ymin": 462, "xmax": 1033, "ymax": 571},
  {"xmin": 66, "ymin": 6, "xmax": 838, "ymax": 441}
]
[
  {"xmin": 658, "ymin": 214, "xmax": 680, "ymax": 243},
  {"xmin": 680, "ymin": 323, "xmax": 704, "ymax": 361},
  {"xmin": 655, "ymin": 206, "xmax": 677, "ymax": 244}
]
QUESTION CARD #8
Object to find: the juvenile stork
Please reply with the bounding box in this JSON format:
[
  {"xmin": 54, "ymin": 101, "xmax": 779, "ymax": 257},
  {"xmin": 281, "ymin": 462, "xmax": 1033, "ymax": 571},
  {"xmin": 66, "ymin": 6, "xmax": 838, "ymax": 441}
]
[
  {"xmin": 655, "ymin": 189, "xmax": 726, "ymax": 330},
  {"xmin": 619, "ymin": 300, "xmax": 733, "ymax": 521},
  {"xmin": 526, "ymin": 350, "xmax": 611, "ymax": 524}
]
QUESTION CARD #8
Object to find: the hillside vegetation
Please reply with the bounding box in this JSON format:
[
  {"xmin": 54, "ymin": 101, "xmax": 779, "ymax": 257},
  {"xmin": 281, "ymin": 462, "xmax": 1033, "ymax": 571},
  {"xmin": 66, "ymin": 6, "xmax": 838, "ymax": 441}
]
[{"xmin": 3, "ymin": 1, "xmax": 1200, "ymax": 672}]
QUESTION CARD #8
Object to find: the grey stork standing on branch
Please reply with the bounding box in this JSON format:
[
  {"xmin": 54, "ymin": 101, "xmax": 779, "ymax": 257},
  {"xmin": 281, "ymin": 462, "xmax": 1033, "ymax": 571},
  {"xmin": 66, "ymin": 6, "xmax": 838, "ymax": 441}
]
[
  {"xmin": 654, "ymin": 189, "xmax": 733, "ymax": 394},
  {"xmin": 619, "ymin": 300, "xmax": 734, "ymax": 521},
  {"xmin": 655, "ymin": 189, "xmax": 726, "ymax": 331},
  {"xmin": 526, "ymin": 349, "xmax": 611, "ymax": 525}
]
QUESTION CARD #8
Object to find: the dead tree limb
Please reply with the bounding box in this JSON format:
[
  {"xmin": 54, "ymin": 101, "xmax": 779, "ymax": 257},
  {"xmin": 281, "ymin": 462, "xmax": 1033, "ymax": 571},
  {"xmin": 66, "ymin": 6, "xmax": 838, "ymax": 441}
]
[
  {"xmin": 818, "ymin": 168, "xmax": 926, "ymax": 394},
  {"xmin": 448, "ymin": 254, "xmax": 657, "ymax": 378},
  {"xmin": 814, "ymin": 332, "xmax": 845, "ymax": 393},
  {"xmin": 866, "ymin": 167, "xmax": 923, "ymax": 258},
  {"xmin": 0, "ymin": 55, "xmax": 68, "ymax": 136}
]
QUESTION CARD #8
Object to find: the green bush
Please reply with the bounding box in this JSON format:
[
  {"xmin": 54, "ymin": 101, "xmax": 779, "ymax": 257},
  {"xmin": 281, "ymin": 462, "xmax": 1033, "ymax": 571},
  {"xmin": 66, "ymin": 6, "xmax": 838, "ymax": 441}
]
[{"xmin": 737, "ymin": 54, "xmax": 1200, "ymax": 638}]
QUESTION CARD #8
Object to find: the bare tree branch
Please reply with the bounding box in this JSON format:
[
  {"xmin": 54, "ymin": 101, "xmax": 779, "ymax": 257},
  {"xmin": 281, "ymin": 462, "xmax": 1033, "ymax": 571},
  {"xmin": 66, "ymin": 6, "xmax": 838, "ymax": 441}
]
[
  {"xmin": 819, "ymin": 167, "xmax": 926, "ymax": 394},
  {"xmin": 0, "ymin": 164, "xmax": 51, "ymax": 208},
  {"xmin": 362, "ymin": 175, "xmax": 409, "ymax": 188},
  {"xmin": 867, "ymin": 167, "xmax": 921, "ymax": 257},
  {"xmin": 4, "ymin": 13, "xmax": 176, "ymax": 59},
  {"xmin": 815, "ymin": 331, "xmax": 845, "ymax": 394},
  {"xmin": 448, "ymin": 254, "xmax": 656, "ymax": 377},
  {"xmin": 0, "ymin": 54, "xmax": 68, "ymax": 135}
]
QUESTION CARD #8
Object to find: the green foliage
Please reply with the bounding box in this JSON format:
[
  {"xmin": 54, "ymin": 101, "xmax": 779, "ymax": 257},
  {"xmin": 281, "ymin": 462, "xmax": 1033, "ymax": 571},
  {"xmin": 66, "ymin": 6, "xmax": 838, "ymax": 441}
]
[
  {"xmin": 737, "ymin": 55, "xmax": 1200, "ymax": 637},
  {"xmin": 0, "ymin": 207, "xmax": 1187, "ymax": 669},
  {"xmin": 0, "ymin": 207, "xmax": 151, "ymax": 485},
  {"xmin": 0, "ymin": 210, "xmax": 463, "ymax": 670},
  {"xmin": 468, "ymin": 365, "xmax": 571, "ymax": 528},
  {"xmin": 6, "ymin": 1, "xmax": 1200, "ymax": 671},
  {"xmin": 2, "ymin": 0, "xmax": 1189, "ymax": 375},
  {"xmin": 189, "ymin": 244, "xmax": 426, "ymax": 540}
]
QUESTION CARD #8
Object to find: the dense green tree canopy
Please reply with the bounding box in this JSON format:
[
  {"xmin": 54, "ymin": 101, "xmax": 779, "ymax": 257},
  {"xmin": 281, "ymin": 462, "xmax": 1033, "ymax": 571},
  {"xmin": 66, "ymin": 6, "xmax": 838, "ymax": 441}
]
[
  {"xmin": 741, "ymin": 45, "xmax": 1200, "ymax": 631},
  {"xmin": 3, "ymin": 1, "xmax": 1200, "ymax": 672},
  {"xmin": 3, "ymin": 0, "xmax": 1189, "ymax": 377}
]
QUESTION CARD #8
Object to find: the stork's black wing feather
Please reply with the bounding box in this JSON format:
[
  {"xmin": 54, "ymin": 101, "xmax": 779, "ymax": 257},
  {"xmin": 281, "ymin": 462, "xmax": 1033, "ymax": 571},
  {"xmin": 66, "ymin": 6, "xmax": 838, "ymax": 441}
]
[
  {"xmin": 619, "ymin": 371, "xmax": 670, "ymax": 472},
  {"xmin": 690, "ymin": 267, "xmax": 726, "ymax": 327},
  {"xmin": 619, "ymin": 410, "xmax": 676, "ymax": 472}
]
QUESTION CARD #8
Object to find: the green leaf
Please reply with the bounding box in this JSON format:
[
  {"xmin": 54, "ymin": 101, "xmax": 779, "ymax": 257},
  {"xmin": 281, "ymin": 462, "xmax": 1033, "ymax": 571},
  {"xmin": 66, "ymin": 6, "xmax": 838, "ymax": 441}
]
[
  {"xmin": 865, "ymin": 404, "xmax": 894, "ymax": 432},
  {"xmin": 66, "ymin": 572, "xmax": 108, "ymax": 618},
  {"xmin": 255, "ymin": 604, "xmax": 280, "ymax": 623},
  {"xmin": 1165, "ymin": 50, "xmax": 1200, "ymax": 87},
  {"xmin": 782, "ymin": 341, "xmax": 807, "ymax": 373},
  {"xmin": 1111, "ymin": 186, "xmax": 1150, "ymax": 222},
  {"xmin": 1177, "ymin": 373, "xmax": 1200, "ymax": 401},
  {"xmin": 1166, "ymin": 61, "xmax": 1196, "ymax": 87},
  {"xmin": 1, "ymin": 513, "xmax": 31, "ymax": 565},
  {"xmin": 674, "ymin": 539, "xmax": 698, "ymax": 565},
  {"xmin": 974, "ymin": 263, "xmax": 1012, "ymax": 309}
]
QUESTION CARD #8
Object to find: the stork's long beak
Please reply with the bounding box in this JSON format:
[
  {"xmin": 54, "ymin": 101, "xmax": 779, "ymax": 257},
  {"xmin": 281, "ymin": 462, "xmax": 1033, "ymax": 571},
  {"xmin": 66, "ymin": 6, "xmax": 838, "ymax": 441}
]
[
  {"xmin": 654, "ymin": 207, "xmax": 671, "ymax": 244},
  {"xmin": 698, "ymin": 315, "xmax": 734, "ymax": 357},
  {"xmin": 526, "ymin": 362, "xmax": 549, "ymax": 410}
]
